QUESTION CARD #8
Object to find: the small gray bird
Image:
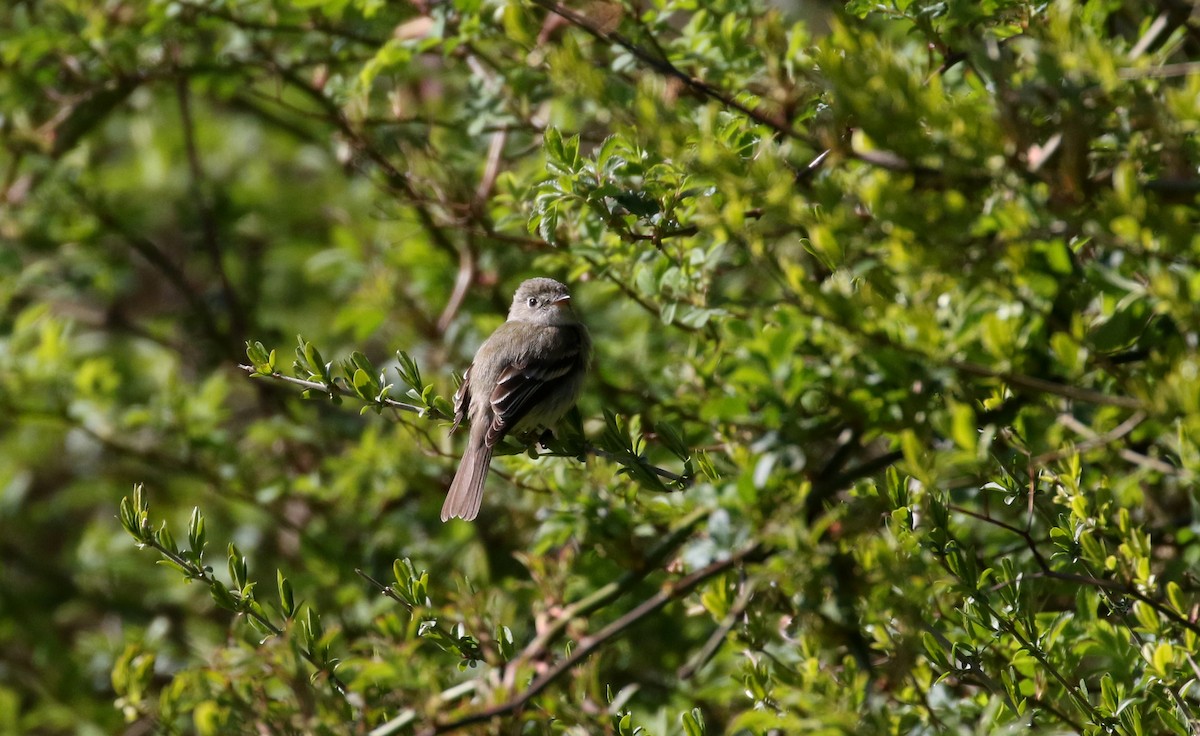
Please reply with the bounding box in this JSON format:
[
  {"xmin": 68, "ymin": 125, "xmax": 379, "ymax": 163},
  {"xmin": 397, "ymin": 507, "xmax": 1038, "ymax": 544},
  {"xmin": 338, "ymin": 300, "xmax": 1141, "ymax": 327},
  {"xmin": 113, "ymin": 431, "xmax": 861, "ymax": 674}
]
[{"xmin": 442, "ymin": 278, "xmax": 591, "ymax": 522}]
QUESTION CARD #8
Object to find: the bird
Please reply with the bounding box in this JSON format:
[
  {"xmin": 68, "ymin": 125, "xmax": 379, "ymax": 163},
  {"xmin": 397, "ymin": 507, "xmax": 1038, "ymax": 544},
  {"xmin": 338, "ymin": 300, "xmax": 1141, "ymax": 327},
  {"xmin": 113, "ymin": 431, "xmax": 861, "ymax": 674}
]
[{"xmin": 442, "ymin": 278, "xmax": 591, "ymax": 521}]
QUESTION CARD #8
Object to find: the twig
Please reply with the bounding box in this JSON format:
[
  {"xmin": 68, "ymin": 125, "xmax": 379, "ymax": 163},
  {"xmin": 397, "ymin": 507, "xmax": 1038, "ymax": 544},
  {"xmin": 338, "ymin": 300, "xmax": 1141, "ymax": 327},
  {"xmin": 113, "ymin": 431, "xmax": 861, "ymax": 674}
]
[
  {"xmin": 419, "ymin": 542, "xmax": 766, "ymax": 734},
  {"xmin": 239, "ymin": 365, "xmax": 691, "ymax": 484},
  {"xmin": 578, "ymin": 253, "xmax": 703, "ymax": 333},
  {"xmin": 354, "ymin": 568, "xmax": 412, "ymax": 609},
  {"xmin": 587, "ymin": 444, "xmax": 688, "ymax": 485},
  {"xmin": 433, "ymin": 127, "xmax": 508, "ymax": 332},
  {"xmin": 1129, "ymin": 13, "xmax": 1171, "ymax": 59},
  {"xmin": 932, "ymin": 537, "xmax": 1099, "ymax": 723},
  {"xmin": 354, "ymin": 568, "xmax": 464, "ymax": 650},
  {"xmin": 1017, "ymin": 571, "xmax": 1200, "ymax": 638},
  {"xmin": 135, "ymin": 530, "xmax": 352, "ymax": 698},
  {"xmin": 917, "ymin": 621, "xmax": 1024, "ymax": 718},
  {"xmin": 807, "ymin": 450, "xmax": 903, "ymax": 523},
  {"xmin": 473, "ymin": 127, "xmax": 508, "ymax": 210},
  {"xmin": 1053, "ymin": 412, "xmax": 1177, "ymax": 474},
  {"xmin": 437, "ymin": 246, "xmax": 477, "ymax": 335},
  {"xmin": 68, "ymin": 181, "xmax": 231, "ymax": 354},
  {"xmin": 677, "ymin": 575, "xmax": 753, "ymax": 680},
  {"xmin": 964, "ymin": 506, "xmax": 1200, "ymax": 638},
  {"xmin": 1033, "ymin": 410, "xmax": 1147, "ymax": 465},
  {"xmin": 947, "ymin": 504, "xmax": 1051, "ymax": 573},
  {"xmin": 509, "ymin": 507, "xmax": 709, "ymax": 680},
  {"xmin": 800, "ymin": 301, "xmax": 1143, "ymax": 414},
  {"xmin": 947, "ymin": 359, "xmax": 1142, "ymax": 409},
  {"xmin": 263, "ymin": 51, "xmax": 462, "ymax": 264},
  {"xmin": 794, "ymin": 148, "xmax": 830, "ymax": 185},
  {"xmin": 175, "ymin": 0, "xmax": 386, "ymax": 45},
  {"xmin": 175, "ymin": 72, "xmax": 248, "ymax": 345},
  {"xmin": 238, "ymin": 364, "xmax": 426, "ymax": 414},
  {"xmin": 528, "ymin": 0, "xmax": 798, "ymax": 140}
]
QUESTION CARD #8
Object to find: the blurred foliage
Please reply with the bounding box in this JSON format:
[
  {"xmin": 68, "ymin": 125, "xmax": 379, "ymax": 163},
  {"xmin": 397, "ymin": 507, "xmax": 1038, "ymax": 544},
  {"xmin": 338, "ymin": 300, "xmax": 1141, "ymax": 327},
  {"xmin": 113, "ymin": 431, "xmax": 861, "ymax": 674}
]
[{"xmin": 2, "ymin": 0, "xmax": 1200, "ymax": 733}]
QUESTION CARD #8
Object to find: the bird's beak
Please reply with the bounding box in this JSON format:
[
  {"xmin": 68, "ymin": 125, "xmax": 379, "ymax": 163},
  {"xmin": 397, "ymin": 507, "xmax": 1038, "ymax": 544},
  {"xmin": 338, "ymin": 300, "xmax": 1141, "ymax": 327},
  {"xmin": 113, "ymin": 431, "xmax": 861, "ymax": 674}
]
[{"xmin": 551, "ymin": 294, "xmax": 571, "ymax": 307}]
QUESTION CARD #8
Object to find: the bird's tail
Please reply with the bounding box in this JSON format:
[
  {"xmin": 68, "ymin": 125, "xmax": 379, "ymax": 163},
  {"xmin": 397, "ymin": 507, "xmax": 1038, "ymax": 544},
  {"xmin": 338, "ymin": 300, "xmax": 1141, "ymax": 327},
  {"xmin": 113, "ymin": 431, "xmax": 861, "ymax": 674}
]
[{"xmin": 441, "ymin": 426, "xmax": 492, "ymax": 521}]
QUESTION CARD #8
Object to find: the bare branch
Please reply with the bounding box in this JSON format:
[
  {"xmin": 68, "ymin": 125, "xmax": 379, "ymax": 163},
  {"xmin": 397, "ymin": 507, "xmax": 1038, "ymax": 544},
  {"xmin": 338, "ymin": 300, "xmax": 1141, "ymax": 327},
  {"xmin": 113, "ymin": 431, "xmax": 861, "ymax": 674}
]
[
  {"xmin": 1052, "ymin": 411, "xmax": 1177, "ymax": 474},
  {"xmin": 677, "ymin": 574, "xmax": 753, "ymax": 680},
  {"xmin": 510, "ymin": 507, "xmax": 709, "ymax": 680},
  {"xmin": 528, "ymin": 0, "xmax": 800, "ymax": 140},
  {"xmin": 420, "ymin": 542, "xmax": 766, "ymax": 734},
  {"xmin": 175, "ymin": 72, "xmax": 248, "ymax": 345},
  {"xmin": 949, "ymin": 360, "xmax": 1143, "ymax": 410},
  {"xmin": 69, "ymin": 181, "xmax": 232, "ymax": 354},
  {"xmin": 948, "ymin": 504, "xmax": 1052, "ymax": 573}
]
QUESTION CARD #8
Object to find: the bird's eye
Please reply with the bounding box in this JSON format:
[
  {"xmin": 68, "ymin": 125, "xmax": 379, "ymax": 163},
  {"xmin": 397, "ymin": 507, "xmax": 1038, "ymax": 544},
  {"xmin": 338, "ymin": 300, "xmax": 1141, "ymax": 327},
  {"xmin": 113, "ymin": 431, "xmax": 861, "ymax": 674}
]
[{"xmin": 527, "ymin": 297, "xmax": 538, "ymax": 307}]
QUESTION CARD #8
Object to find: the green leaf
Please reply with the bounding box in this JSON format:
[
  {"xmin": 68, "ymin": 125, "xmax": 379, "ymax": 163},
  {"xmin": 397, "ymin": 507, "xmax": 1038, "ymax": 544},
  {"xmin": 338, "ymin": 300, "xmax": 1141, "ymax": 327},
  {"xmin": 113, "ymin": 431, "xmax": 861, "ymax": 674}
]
[
  {"xmin": 277, "ymin": 571, "xmax": 295, "ymax": 619},
  {"xmin": 228, "ymin": 544, "xmax": 247, "ymax": 591},
  {"xmin": 655, "ymin": 420, "xmax": 690, "ymax": 462},
  {"xmin": 187, "ymin": 507, "xmax": 206, "ymax": 557},
  {"xmin": 948, "ymin": 402, "xmax": 976, "ymax": 452},
  {"xmin": 210, "ymin": 580, "xmax": 239, "ymax": 612},
  {"xmin": 496, "ymin": 625, "xmax": 514, "ymax": 661},
  {"xmin": 245, "ymin": 340, "xmax": 276, "ymax": 373},
  {"xmin": 154, "ymin": 523, "xmax": 179, "ymax": 556},
  {"xmin": 544, "ymin": 126, "xmax": 564, "ymax": 165},
  {"xmin": 395, "ymin": 350, "xmax": 423, "ymax": 393},
  {"xmin": 155, "ymin": 558, "xmax": 192, "ymax": 577},
  {"xmin": 303, "ymin": 608, "xmax": 323, "ymax": 649}
]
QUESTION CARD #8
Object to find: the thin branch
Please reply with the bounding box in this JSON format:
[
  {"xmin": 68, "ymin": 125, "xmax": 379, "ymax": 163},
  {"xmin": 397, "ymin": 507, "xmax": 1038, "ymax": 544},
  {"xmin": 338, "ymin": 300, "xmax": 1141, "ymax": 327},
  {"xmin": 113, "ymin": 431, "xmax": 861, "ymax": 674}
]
[
  {"xmin": 134, "ymin": 531, "xmax": 352, "ymax": 698},
  {"xmin": 1054, "ymin": 412, "xmax": 1177, "ymax": 474},
  {"xmin": 473, "ymin": 127, "xmax": 508, "ymax": 211},
  {"xmin": 5, "ymin": 404, "xmax": 225, "ymax": 486},
  {"xmin": 961, "ymin": 504, "xmax": 1200, "ymax": 638},
  {"xmin": 510, "ymin": 507, "xmax": 709, "ymax": 678},
  {"xmin": 1028, "ymin": 571, "xmax": 1200, "ymax": 638},
  {"xmin": 579, "ymin": 253, "xmax": 702, "ymax": 333},
  {"xmin": 1129, "ymin": 12, "xmax": 1171, "ymax": 59},
  {"xmin": 796, "ymin": 296, "xmax": 1144, "ymax": 413},
  {"xmin": 948, "ymin": 504, "xmax": 1051, "ymax": 573},
  {"xmin": 238, "ymin": 364, "xmax": 426, "ymax": 414},
  {"xmin": 994, "ymin": 602, "xmax": 1098, "ymax": 720},
  {"xmin": 917, "ymin": 621, "xmax": 1023, "ymax": 717},
  {"xmin": 262, "ymin": 50, "xmax": 462, "ymax": 264},
  {"xmin": 354, "ymin": 568, "xmax": 412, "ymax": 609},
  {"xmin": 677, "ymin": 575, "xmax": 753, "ymax": 680},
  {"xmin": 354, "ymin": 568, "xmax": 464, "ymax": 649},
  {"xmin": 528, "ymin": 0, "xmax": 799, "ymax": 139},
  {"xmin": 435, "ymin": 127, "xmax": 508, "ymax": 334},
  {"xmin": 69, "ymin": 181, "xmax": 231, "ymax": 353},
  {"xmin": 586, "ymin": 444, "xmax": 688, "ymax": 485},
  {"xmin": 175, "ymin": 72, "xmax": 248, "ymax": 345},
  {"xmin": 948, "ymin": 359, "xmax": 1142, "ymax": 410},
  {"xmin": 437, "ymin": 246, "xmax": 477, "ymax": 335},
  {"xmin": 420, "ymin": 542, "xmax": 766, "ymax": 735},
  {"xmin": 932, "ymin": 536, "xmax": 1099, "ymax": 723},
  {"xmin": 238, "ymin": 364, "xmax": 690, "ymax": 484},
  {"xmin": 175, "ymin": 0, "xmax": 386, "ymax": 45},
  {"xmin": 1033, "ymin": 410, "xmax": 1147, "ymax": 465},
  {"xmin": 794, "ymin": 148, "xmax": 831, "ymax": 185},
  {"xmin": 807, "ymin": 449, "xmax": 903, "ymax": 523}
]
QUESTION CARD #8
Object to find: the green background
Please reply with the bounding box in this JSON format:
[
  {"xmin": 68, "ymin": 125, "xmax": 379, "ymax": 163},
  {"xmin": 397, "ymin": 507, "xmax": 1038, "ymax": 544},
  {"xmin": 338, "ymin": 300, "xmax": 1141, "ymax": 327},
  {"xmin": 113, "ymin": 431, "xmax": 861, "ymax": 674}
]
[{"xmin": 2, "ymin": 0, "xmax": 1199, "ymax": 733}]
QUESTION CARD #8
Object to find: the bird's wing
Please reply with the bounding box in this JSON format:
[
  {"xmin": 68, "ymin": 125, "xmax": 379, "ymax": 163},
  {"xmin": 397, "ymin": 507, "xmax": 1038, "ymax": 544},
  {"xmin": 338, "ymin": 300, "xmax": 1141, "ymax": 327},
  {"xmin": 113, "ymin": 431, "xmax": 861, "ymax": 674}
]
[
  {"xmin": 450, "ymin": 365, "xmax": 471, "ymax": 434},
  {"xmin": 485, "ymin": 329, "xmax": 584, "ymax": 447}
]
